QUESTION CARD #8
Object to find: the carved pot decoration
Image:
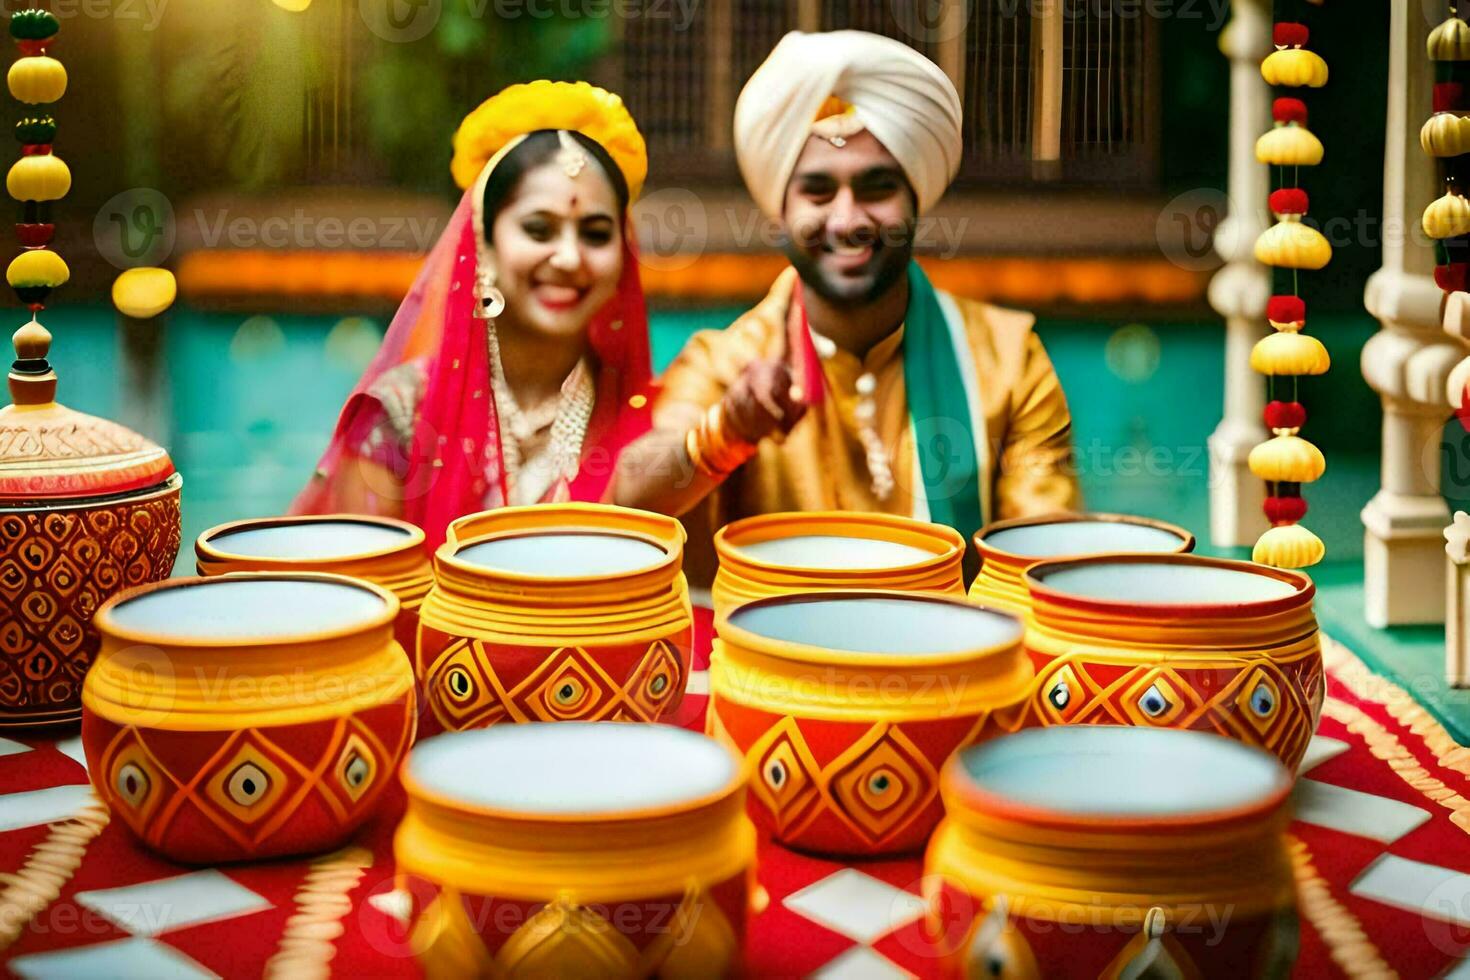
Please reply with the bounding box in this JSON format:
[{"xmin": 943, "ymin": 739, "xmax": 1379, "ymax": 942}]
[
  {"xmin": 712, "ymin": 511, "xmax": 965, "ymax": 620},
  {"xmin": 0, "ymin": 321, "xmax": 181, "ymax": 728},
  {"xmin": 969, "ymin": 512, "xmax": 1195, "ymax": 617},
  {"xmin": 708, "ymin": 591, "xmax": 1031, "ymax": 857},
  {"xmin": 395, "ymin": 723, "xmax": 756, "ymax": 979},
  {"xmin": 81, "ymin": 573, "xmax": 415, "ymax": 864},
  {"xmin": 417, "ymin": 503, "xmax": 693, "ymax": 732},
  {"xmin": 925, "ymin": 726, "xmax": 1298, "ymax": 979},
  {"xmin": 1020, "ymin": 554, "xmax": 1323, "ymax": 769},
  {"xmin": 196, "ymin": 514, "xmax": 430, "ymax": 665}
]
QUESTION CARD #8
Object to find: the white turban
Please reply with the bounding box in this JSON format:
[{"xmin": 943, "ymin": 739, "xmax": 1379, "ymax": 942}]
[{"xmin": 733, "ymin": 30, "xmax": 963, "ymax": 219}]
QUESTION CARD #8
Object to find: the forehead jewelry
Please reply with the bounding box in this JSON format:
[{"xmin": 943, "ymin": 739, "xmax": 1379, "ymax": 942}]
[{"xmin": 555, "ymin": 130, "xmax": 588, "ymax": 179}]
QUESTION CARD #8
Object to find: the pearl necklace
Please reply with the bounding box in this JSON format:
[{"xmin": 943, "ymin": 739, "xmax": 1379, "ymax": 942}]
[
  {"xmin": 810, "ymin": 329, "xmax": 894, "ymax": 501},
  {"xmin": 486, "ymin": 321, "xmax": 595, "ymax": 504}
]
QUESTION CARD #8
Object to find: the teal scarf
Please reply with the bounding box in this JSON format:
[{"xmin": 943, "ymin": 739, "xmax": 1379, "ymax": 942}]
[{"xmin": 902, "ymin": 262, "xmax": 984, "ymax": 545}]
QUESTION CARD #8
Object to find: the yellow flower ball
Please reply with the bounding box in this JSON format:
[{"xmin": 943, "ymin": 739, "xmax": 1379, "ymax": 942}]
[
  {"xmin": 111, "ymin": 267, "xmax": 177, "ymax": 319},
  {"xmin": 1249, "ymin": 435, "xmax": 1326, "ymax": 484},
  {"xmin": 1250, "ymin": 332, "xmax": 1330, "ymax": 376},
  {"xmin": 1422, "ymin": 113, "xmax": 1470, "ymax": 158},
  {"xmin": 6, "ymin": 154, "xmax": 70, "ymax": 203},
  {"xmin": 1253, "ymin": 523, "xmax": 1325, "ymax": 569},
  {"xmin": 1255, "ymin": 125, "xmax": 1324, "ymax": 167},
  {"xmin": 450, "ymin": 80, "xmax": 648, "ymax": 200},
  {"xmin": 7, "ymin": 249, "xmax": 69, "ymax": 288},
  {"xmin": 1424, "ymin": 191, "xmax": 1470, "ymax": 240},
  {"xmin": 8, "ymin": 56, "xmax": 67, "ymax": 105},
  {"xmin": 1253, "ymin": 219, "xmax": 1331, "ymax": 270},
  {"xmin": 1261, "ymin": 49, "xmax": 1329, "ymax": 88},
  {"xmin": 1429, "ymin": 17, "xmax": 1470, "ymax": 61}
]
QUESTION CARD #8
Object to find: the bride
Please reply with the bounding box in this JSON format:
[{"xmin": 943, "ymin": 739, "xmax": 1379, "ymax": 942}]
[{"xmin": 295, "ymin": 81, "xmax": 654, "ymax": 549}]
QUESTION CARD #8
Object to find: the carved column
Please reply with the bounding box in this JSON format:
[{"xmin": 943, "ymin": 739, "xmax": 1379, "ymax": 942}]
[
  {"xmin": 1207, "ymin": 1, "xmax": 1272, "ymax": 548},
  {"xmin": 1448, "ymin": 512, "xmax": 1470, "ymax": 686},
  {"xmin": 1361, "ymin": 1, "xmax": 1466, "ymax": 626}
]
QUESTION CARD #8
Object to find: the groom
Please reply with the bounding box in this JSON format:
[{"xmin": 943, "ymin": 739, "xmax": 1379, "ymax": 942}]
[{"xmin": 614, "ymin": 30, "xmax": 1079, "ymax": 554}]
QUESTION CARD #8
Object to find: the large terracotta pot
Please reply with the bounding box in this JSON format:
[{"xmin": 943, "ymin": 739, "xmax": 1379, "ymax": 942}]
[
  {"xmin": 708, "ymin": 591, "xmax": 1031, "ymax": 857},
  {"xmin": 1020, "ymin": 553, "xmax": 1323, "ymax": 769},
  {"xmin": 395, "ymin": 723, "xmax": 756, "ymax": 979},
  {"xmin": 81, "ymin": 573, "xmax": 415, "ymax": 863},
  {"xmin": 712, "ymin": 511, "xmax": 965, "ymax": 620},
  {"xmin": 0, "ymin": 322, "xmax": 181, "ymax": 729},
  {"xmin": 417, "ymin": 503, "xmax": 693, "ymax": 732},
  {"xmin": 925, "ymin": 726, "xmax": 1297, "ymax": 979},
  {"xmin": 969, "ymin": 512, "xmax": 1194, "ymax": 617},
  {"xmin": 195, "ymin": 514, "xmax": 430, "ymax": 664}
]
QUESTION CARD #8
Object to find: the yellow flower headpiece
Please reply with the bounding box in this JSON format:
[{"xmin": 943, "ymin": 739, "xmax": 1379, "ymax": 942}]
[{"xmin": 450, "ymin": 80, "xmax": 648, "ymax": 200}]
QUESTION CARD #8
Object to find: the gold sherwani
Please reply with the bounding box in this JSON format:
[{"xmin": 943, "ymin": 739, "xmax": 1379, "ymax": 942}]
[{"xmin": 655, "ymin": 269, "xmax": 1080, "ymax": 545}]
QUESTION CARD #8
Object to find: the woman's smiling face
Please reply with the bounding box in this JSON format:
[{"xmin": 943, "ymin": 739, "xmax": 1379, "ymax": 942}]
[{"xmin": 489, "ymin": 157, "xmax": 624, "ymax": 341}]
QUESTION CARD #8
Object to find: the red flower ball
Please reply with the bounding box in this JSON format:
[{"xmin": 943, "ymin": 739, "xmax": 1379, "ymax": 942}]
[
  {"xmin": 1273, "ymin": 23, "xmax": 1309, "ymax": 48},
  {"xmin": 1436, "ymin": 263, "xmax": 1470, "ymax": 294},
  {"xmin": 1436, "ymin": 82, "xmax": 1467, "ymax": 115},
  {"xmin": 1272, "ymin": 98, "xmax": 1308, "ymax": 125},
  {"xmin": 1265, "ymin": 496, "xmax": 1309, "ymax": 525},
  {"xmin": 1269, "ymin": 188, "xmax": 1309, "ymax": 216},
  {"xmin": 1266, "ymin": 295, "xmax": 1306, "ymax": 325},
  {"xmin": 1264, "ymin": 400, "xmax": 1307, "ymax": 430}
]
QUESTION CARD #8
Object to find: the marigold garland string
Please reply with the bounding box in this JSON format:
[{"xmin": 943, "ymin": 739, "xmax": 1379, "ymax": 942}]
[
  {"xmin": 1425, "ymin": 2, "xmax": 1470, "ymax": 430},
  {"xmin": 4, "ymin": 5, "xmax": 66, "ymax": 321},
  {"xmin": 1250, "ymin": 0, "xmax": 1330, "ymax": 569}
]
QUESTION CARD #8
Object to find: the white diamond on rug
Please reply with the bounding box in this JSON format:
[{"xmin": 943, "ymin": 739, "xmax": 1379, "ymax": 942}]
[
  {"xmin": 783, "ymin": 868, "xmax": 928, "ymax": 944},
  {"xmin": 0, "ymin": 784, "xmax": 95, "ymax": 833},
  {"xmin": 54, "ymin": 735, "xmax": 87, "ymax": 772},
  {"xmin": 0, "ymin": 736, "xmax": 30, "ymax": 759},
  {"xmin": 1296, "ymin": 736, "xmax": 1349, "ymax": 775},
  {"xmin": 8, "ymin": 937, "xmax": 218, "ymax": 979},
  {"xmin": 810, "ymin": 944, "xmax": 917, "ymax": 979},
  {"xmin": 76, "ymin": 870, "xmax": 272, "ymax": 937},
  {"xmin": 1291, "ymin": 779, "xmax": 1431, "ymax": 843},
  {"xmin": 1351, "ymin": 854, "xmax": 1470, "ymax": 927},
  {"xmin": 368, "ymin": 888, "xmax": 413, "ymax": 925}
]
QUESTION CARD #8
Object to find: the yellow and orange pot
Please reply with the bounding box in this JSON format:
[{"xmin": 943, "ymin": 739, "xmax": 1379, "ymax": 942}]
[
  {"xmin": 712, "ymin": 511, "xmax": 965, "ymax": 620},
  {"xmin": 925, "ymin": 726, "xmax": 1297, "ymax": 978},
  {"xmin": 195, "ymin": 514, "xmax": 431, "ymax": 665},
  {"xmin": 969, "ymin": 512, "xmax": 1195, "ymax": 617},
  {"xmin": 417, "ymin": 504, "xmax": 693, "ymax": 732},
  {"xmin": 708, "ymin": 590, "xmax": 1031, "ymax": 857},
  {"xmin": 394, "ymin": 723, "xmax": 757, "ymax": 978},
  {"xmin": 81, "ymin": 573, "xmax": 415, "ymax": 863}
]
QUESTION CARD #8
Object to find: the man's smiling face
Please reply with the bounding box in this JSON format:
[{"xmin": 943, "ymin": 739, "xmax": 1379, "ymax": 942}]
[{"xmin": 779, "ymin": 129, "xmax": 917, "ymax": 306}]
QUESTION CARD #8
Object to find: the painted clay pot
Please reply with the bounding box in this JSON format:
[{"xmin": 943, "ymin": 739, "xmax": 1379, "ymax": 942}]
[
  {"xmin": 712, "ymin": 511, "xmax": 965, "ymax": 619},
  {"xmin": 1021, "ymin": 553, "xmax": 1322, "ymax": 769},
  {"xmin": 708, "ymin": 591, "xmax": 1031, "ymax": 857},
  {"xmin": 969, "ymin": 512, "xmax": 1194, "ymax": 617},
  {"xmin": 0, "ymin": 324, "xmax": 182, "ymax": 729},
  {"xmin": 395, "ymin": 722, "xmax": 756, "ymax": 979},
  {"xmin": 82, "ymin": 573, "xmax": 416, "ymax": 863},
  {"xmin": 925, "ymin": 726, "xmax": 1297, "ymax": 979},
  {"xmin": 417, "ymin": 503, "xmax": 693, "ymax": 731},
  {"xmin": 195, "ymin": 514, "xmax": 431, "ymax": 663}
]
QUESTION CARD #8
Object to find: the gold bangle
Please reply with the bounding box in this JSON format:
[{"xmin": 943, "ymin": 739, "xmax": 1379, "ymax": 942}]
[{"xmin": 687, "ymin": 402, "xmax": 756, "ymax": 479}]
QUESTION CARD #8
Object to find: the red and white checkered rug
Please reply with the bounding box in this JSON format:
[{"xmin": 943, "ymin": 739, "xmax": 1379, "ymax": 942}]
[{"xmin": 2, "ymin": 611, "xmax": 1469, "ymax": 978}]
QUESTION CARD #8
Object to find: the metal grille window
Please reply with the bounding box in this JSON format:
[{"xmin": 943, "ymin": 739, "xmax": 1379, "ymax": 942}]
[{"xmin": 611, "ymin": 0, "xmax": 1155, "ymax": 185}]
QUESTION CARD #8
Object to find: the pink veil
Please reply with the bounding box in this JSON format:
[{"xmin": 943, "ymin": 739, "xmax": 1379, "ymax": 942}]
[{"xmin": 291, "ymin": 186, "xmax": 654, "ymax": 552}]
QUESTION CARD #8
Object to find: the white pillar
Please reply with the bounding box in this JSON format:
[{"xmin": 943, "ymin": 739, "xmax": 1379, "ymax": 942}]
[
  {"xmin": 1447, "ymin": 512, "xmax": 1470, "ymax": 686},
  {"xmin": 1361, "ymin": 1, "xmax": 1466, "ymax": 627},
  {"xmin": 1207, "ymin": 2, "xmax": 1272, "ymax": 548}
]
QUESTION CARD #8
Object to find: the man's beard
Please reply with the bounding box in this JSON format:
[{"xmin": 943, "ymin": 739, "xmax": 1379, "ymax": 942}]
[{"xmin": 782, "ymin": 226, "xmax": 914, "ymax": 307}]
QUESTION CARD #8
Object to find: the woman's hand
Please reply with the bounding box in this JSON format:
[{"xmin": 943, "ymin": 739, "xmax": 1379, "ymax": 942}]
[{"xmin": 722, "ymin": 358, "xmax": 807, "ymax": 444}]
